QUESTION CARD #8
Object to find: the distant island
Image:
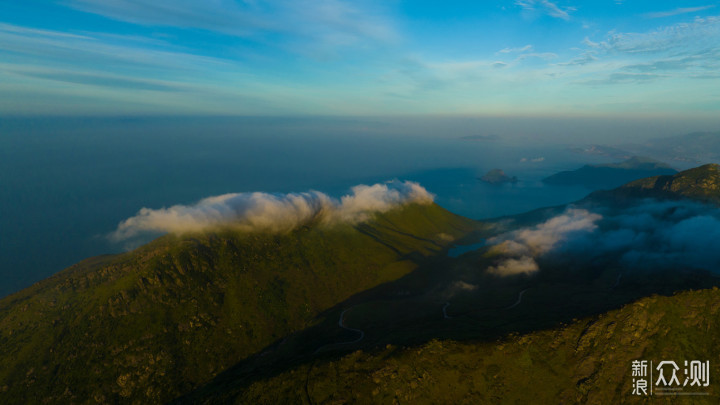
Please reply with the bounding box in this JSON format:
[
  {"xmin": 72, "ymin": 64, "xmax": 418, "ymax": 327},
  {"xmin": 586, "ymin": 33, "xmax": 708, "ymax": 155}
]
[
  {"xmin": 480, "ymin": 169, "xmax": 518, "ymax": 184},
  {"xmin": 543, "ymin": 156, "xmax": 677, "ymax": 188},
  {"xmin": 620, "ymin": 131, "xmax": 720, "ymax": 165},
  {"xmin": 571, "ymin": 131, "xmax": 720, "ymax": 168},
  {"xmin": 569, "ymin": 144, "xmax": 632, "ymax": 160}
]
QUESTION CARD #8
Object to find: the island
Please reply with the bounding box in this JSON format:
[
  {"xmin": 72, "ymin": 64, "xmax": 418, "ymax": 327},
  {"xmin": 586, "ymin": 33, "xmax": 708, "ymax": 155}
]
[
  {"xmin": 543, "ymin": 156, "xmax": 677, "ymax": 188},
  {"xmin": 479, "ymin": 168, "xmax": 518, "ymax": 184}
]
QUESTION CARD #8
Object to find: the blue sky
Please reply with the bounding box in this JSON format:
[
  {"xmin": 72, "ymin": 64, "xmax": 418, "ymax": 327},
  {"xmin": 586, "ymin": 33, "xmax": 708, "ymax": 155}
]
[{"xmin": 1, "ymin": 0, "xmax": 719, "ymax": 116}]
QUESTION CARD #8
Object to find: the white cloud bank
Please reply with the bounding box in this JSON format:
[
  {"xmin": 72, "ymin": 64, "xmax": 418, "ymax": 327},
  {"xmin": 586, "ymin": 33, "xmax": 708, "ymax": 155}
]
[
  {"xmin": 110, "ymin": 180, "xmax": 433, "ymax": 241},
  {"xmin": 486, "ymin": 208, "xmax": 602, "ymax": 276}
]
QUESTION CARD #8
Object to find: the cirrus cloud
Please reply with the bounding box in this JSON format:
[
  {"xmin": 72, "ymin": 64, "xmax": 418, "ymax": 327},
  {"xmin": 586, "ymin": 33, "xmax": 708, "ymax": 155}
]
[
  {"xmin": 644, "ymin": 6, "xmax": 716, "ymax": 19},
  {"xmin": 64, "ymin": 0, "xmax": 398, "ymax": 52},
  {"xmin": 515, "ymin": 0, "xmax": 576, "ymax": 21}
]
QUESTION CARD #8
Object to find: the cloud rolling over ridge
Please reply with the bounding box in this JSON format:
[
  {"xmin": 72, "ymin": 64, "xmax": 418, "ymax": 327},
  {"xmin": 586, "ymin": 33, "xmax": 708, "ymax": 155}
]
[{"xmin": 110, "ymin": 181, "xmax": 433, "ymax": 242}]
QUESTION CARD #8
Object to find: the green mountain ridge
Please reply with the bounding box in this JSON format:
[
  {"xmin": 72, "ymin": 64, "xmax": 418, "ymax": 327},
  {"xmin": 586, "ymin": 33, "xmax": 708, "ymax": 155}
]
[
  {"xmin": 0, "ymin": 203, "xmax": 480, "ymax": 404},
  {"xmin": 588, "ymin": 163, "xmax": 720, "ymax": 205}
]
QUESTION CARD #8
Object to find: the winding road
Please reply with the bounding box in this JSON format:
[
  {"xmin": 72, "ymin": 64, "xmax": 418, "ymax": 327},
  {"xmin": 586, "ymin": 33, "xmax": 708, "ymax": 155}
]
[
  {"xmin": 442, "ymin": 287, "xmax": 530, "ymax": 321},
  {"xmin": 319, "ymin": 286, "xmax": 535, "ymax": 353},
  {"xmin": 337, "ymin": 308, "xmax": 365, "ymax": 344},
  {"xmin": 314, "ymin": 307, "xmax": 365, "ymax": 354},
  {"xmin": 504, "ymin": 288, "xmax": 528, "ymax": 310},
  {"xmin": 442, "ymin": 302, "xmax": 452, "ymax": 319}
]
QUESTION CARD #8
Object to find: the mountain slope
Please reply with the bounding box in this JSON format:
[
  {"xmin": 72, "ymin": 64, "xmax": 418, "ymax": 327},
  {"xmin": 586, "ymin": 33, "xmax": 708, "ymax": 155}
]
[
  {"xmin": 588, "ymin": 163, "xmax": 720, "ymax": 205},
  {"xmin": 0, "ymin": 203, "xmax": 480, "ymax": 404},
  {"xmin": 213, "ymin": 286, "xmax": 720, "ymax": 404},
  {"xmin": 621, "ymin": 163, "xmax": 720, "ymax": 203},
  {"xmin": 184, "ymin": 164, "xmax": 720, "ymax": 404}
]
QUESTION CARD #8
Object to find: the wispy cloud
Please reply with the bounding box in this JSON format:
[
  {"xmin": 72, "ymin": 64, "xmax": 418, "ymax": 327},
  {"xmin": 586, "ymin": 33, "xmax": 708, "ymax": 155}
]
[
  {"xmin": 582, "ymin": 37, "xmax": 601, "ymax": 48},
  {"xmin": 14, "ymin": 70, "xmax": 184, "ymax": 92},
  {"xmin": 580, "ymin": 72, "xmax": 667, "ymax": 85},
  {"xmin": 64, "ymin": 0, "xmax": 398, "ymax": 55},
  {"xmin": 600, "ymin": 15, "xmax": 720, "ymax": 54},
  {"xmin": 0, "ymin": 23, "xmax": 228, "ymax": 73},
  {"xmin": 558, "ymin": 51, "xmax": 597, "ymax": 66},
  {"xmin": 515, "ymin": 0, "xmax": 576, "ymax": 20},
  {"xmin": 2, "ymin": 2, "xmax": 719, "ymax": 116},
  {"xmin": 498, "ymin": 44, "xmax": 533, "ymax": 54},
  {"xmin": 0, "ymin": 22, "xmax": 89, "ymax": 39},
  {"xmin": 0, "ymin": 23, "xmax": 304, "ymax": 114},
  {"xmin": 644, "ymin": 5, "xmax": 716, "ymax": 19},
  {"xmin": 623, "ymin": 50, "xmax": 720, "ymax": 73},
  {"xmin": 65, "ymin": 0, "xmax": 271, "ymax": 35},
  {"xmin": 517, "ymin": 52, "xmax": 558, "ymax": 61},
  {"xmin": 564, "ymin": 15, "xmax": 720, "ymax": 85}
]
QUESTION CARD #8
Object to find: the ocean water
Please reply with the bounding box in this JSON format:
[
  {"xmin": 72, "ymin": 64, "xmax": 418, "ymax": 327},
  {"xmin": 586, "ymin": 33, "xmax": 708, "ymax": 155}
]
[
  {"xmin": 447, "ymin": 241, "xmax": 487, "ymax": 258},
  {"xmin": 0, "ymin": 117, "xmax": 610, "ymax": 297}
]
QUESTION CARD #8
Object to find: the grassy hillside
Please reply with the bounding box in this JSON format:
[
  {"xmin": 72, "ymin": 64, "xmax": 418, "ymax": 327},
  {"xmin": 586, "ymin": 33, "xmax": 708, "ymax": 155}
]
[{"xmin": 0, "ymin": 203, "xmax": 480, "ymax": 404}]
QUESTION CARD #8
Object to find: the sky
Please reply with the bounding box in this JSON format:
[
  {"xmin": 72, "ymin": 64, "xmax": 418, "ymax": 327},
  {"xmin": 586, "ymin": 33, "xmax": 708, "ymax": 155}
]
[{"xmin": 1, "ymin": 1, "xmax": 720, "ymax": 117}]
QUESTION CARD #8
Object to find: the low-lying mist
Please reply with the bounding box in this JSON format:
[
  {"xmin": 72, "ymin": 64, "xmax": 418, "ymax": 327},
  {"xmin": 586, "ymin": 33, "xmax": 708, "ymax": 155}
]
[{"xmin": 486, "ymin": 199, "xmax": 720, "ymax": 277}]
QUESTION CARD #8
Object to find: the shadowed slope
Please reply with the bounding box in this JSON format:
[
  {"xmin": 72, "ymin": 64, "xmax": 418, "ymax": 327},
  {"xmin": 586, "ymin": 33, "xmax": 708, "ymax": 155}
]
[{"xmin": 230, "ymin": 287, "xmax": 720, "ymax": 404}]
